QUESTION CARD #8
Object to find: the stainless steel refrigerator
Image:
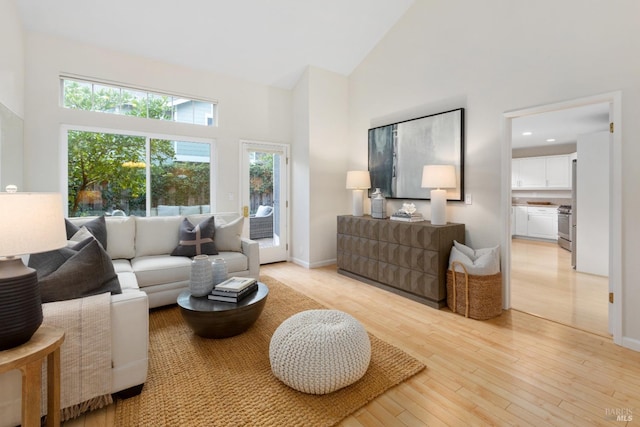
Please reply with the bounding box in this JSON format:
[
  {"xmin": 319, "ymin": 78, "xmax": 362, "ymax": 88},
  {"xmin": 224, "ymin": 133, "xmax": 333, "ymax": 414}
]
[{"xmin": 571, "ymin": 159, "xmax": 577, "ymax": 268}]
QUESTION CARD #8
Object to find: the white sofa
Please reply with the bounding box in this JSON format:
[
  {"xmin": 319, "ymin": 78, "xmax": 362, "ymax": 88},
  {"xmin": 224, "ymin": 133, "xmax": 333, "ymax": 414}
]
[
  {"xmin": 0, "ymin": 212, "xmax": 259, "ymax": 426},
  {"xmin": 90, "ymin": 212, "xmax": 259, "ymax": 308}
]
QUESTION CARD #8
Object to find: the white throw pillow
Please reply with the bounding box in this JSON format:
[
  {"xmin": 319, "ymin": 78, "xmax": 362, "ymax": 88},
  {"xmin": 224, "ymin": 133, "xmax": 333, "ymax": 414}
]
[
  {"xmin": 449, "ymin": 246, "xmax": 500, "ymax": 276},
  {"xmin": 453, "ymin": 240, "xmax": 499, "ymax": 262},
  {"xmin": 187, "ymin": 214, "xmax": 226, "ymax": 227},
  {"xmin": 255, "ymin": 205, "xmax": 273, "ymax": 217},
  {"xmin": 105, "ymin": 216, "xmax": 136, "ymax": 259},
  {"xmin": 215, "ymin": 216, "xmax": 244, "ymax": 252},
  {"xmin": 135, "ymin": 216, "xmax": 183, "ymax": 257}
]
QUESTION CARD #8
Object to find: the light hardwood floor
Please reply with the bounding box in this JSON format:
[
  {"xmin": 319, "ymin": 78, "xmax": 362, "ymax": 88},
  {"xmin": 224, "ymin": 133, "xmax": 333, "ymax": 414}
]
[
  {"xmin": 511, "ymin": 238, "xmax": 609, "ymax": 337},
  {"xmin": 68, "ymin": 262, "xmax": 638, "ymax": 426}
]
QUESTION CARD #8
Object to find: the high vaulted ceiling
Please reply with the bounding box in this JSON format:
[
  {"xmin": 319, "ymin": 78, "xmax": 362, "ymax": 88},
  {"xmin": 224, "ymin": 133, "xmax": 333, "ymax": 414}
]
[{"xmin": 14, "ymin": 0, "xmax": 414, "ymax": 89}]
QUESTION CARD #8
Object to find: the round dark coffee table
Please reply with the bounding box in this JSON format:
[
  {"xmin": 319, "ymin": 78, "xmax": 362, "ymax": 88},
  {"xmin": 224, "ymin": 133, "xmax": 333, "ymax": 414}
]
[{"xmin": 177, "ymin": 282, "xmax": 268, "ymax": 338}]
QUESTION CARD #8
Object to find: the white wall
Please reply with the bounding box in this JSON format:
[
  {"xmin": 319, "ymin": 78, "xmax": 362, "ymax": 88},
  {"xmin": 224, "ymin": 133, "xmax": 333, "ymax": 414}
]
[
  {"xmin": 308, "ymin": 67, "xmax": 349, "ymax": 267},
  {"xmin": 291, "ymin": 69, "xmax": 311, "ymax": 265},
  {"xmin": 347, "ymin": 0, "xmax": 640, "ymax": 344},
  {"xmin": 22, "ymin": 33, "xmax": 292, "ymax": 215},
  {"xmin": 0, "ymin": 0, "xmax": 25, "ymax": 190},
  {"xmin": 576, "ymin": 131, "xmax": 609, "ymax": 276},
  {"xmin": 0, "ymin": 0, "xmax": 24, "ymax": 117},
  {"xmin": 291, "ymin": 67, "xmax": 350, "ymax": 267}
]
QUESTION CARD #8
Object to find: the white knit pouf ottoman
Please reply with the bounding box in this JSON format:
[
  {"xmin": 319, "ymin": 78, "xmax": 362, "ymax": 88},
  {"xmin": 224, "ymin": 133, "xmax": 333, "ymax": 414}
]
[{"xmin": 269, "ymin": 309, "xmax": 371, "ymax": 394}]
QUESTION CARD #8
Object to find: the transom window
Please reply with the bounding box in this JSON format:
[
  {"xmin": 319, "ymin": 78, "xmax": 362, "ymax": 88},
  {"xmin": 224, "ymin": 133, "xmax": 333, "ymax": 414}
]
[{"xmin": 61, "ymin": 77, "xmax": 217, "ymax": 127}]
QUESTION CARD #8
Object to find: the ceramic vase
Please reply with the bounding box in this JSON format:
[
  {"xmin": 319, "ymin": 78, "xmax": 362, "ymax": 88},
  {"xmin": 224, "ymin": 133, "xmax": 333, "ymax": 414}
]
[
  {"xmin": 190, "ymin": 255, "xmax": 213, "ymax": 297},
  {"xmin": 211, "ymin": 258, "xmax": 228, "ymax": 286},
  {"xmin": 371, "ymin": 188, "xmax": 386, "ymax": 219}
]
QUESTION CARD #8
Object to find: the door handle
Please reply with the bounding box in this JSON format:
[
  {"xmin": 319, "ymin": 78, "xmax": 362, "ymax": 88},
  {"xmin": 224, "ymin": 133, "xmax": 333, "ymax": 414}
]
[{"xmin": 243, "ymin": 206, "xmax": 249, "ymax": 218}]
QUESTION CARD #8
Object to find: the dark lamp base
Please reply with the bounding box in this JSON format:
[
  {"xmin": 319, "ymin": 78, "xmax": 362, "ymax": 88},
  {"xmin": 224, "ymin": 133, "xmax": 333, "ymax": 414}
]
[{"xmin": 0, "ymin": 258, "xmax": 43, "ymax": 351}]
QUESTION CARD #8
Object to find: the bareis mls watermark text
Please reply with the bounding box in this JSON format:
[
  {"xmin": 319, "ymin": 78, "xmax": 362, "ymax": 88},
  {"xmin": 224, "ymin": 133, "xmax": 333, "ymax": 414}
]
[{"xmin": 605, "ymin": 408, "xmax": 633, "ymax": 422}]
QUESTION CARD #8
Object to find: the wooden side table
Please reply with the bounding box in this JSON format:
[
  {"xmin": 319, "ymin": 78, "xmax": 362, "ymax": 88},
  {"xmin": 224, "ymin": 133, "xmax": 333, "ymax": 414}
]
[{"xmin": 0, "ymin": 325, "xmax": 65, "ymax": 427}]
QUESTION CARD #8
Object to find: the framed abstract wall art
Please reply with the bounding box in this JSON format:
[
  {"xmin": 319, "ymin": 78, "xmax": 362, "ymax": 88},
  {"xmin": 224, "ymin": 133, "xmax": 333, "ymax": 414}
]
[{"xmin": 368, "ymin": 108, "xmax": 464, "ymax": 201}]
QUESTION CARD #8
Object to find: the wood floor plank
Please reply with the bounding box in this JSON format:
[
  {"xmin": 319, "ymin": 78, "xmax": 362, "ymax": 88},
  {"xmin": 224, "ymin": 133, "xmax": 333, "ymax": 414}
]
[
  {"xmin": 357, "ymin": 399, "xmax": 404, "ymax": 427},
  {"xmin": 374, "ymin": 392, "xmax": 405, "ymax": 418},
  {"xmin": 511, "ymin": 238, "xmax": 609, "ymax": 336}
]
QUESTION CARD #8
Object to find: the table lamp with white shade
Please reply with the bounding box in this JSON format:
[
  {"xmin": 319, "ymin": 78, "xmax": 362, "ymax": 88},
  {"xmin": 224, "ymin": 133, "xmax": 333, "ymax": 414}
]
[
  {"xmin": 345, "ymin": 171, "xmax": 371, "ymax": 217},
  {"xmin": 0, "ymin": 188, "xmax": 67, "ymax": 350},
  {"xmin": 421, "ymin": 165, "xmax": 456, "ymax": 226}
]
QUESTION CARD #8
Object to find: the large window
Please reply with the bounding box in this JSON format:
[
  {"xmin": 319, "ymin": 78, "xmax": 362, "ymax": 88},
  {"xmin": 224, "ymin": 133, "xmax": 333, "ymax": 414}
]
[
  {"xmin": 67, "ymin": 129, "xmax": 213, "ymax": 217},
  {"xmin": 61, "ymin": 77, "xmax": 217, "ymax": 127}
]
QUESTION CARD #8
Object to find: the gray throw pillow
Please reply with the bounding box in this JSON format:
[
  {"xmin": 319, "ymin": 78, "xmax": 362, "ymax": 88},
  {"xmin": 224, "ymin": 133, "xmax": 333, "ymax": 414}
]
[
  {"xmin": 34, "ymin": 238, "xmax": 122, "ymax": 303},
  {"xmin": 29, "ymin": 237, "xmax": 94, "ymax": 277},
  {"xmin": 171, "ymin": 216, "xmax": 218, "ymax": 257},
  {"xmin": 65, "ymin": 216, "xmax": 108, "ymax": 249}
]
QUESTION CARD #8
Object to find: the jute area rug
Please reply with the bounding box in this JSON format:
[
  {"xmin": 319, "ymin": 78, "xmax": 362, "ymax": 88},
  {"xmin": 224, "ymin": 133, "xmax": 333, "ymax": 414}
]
[{"xmin": 115, "ymin": 276, "xmax": 425, "ymax": 426}]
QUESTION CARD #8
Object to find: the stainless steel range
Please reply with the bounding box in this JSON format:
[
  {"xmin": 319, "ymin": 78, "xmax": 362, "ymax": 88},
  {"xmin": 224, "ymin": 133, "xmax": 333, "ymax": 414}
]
[{"xmin": 557, "ymin": 204, "xmax": 572, "ymax": 252}]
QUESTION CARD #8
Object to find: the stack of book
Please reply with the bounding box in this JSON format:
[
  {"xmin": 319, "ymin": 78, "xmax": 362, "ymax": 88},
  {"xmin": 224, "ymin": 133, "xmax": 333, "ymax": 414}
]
[
  {"xmin": 208, "ymin": 277, "xmax": 258, "ymax": 303},
  {"xmin": 390, "ymin": 211, "xmax": 424, "ymax": 222}
]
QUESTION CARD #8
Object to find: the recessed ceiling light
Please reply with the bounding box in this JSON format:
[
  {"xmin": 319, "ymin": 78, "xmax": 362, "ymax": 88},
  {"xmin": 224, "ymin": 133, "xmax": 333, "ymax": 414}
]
[
  {"xmin": 522, "ymin": 131, "xmax": 532, "ymax": 136},
  {"xmin": 546, "ymin": 138, "xmax": 556, "ymax": 142}
]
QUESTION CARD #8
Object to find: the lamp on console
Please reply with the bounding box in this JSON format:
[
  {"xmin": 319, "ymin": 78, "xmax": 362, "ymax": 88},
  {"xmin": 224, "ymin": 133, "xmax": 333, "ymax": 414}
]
[
  {"xmin": 421, "ymin": 165, "xmax": 456, "ymax": 226},
  {"xmin": 0, "ymin": 187, "xmax": 66, "ymax": 350},
  {"xmin": 345, "ymin": 171, "xmax": 371, "ymax": 217}
]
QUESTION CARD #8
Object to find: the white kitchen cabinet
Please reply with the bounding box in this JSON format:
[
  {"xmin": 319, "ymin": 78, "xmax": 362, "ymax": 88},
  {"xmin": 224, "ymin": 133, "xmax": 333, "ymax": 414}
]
[
  {"xmin": 526, "ymin": 207, "xmax": 557, "ymax": 240},
  {"xmin": 512, "ymin": 206, "xmax": 558, "ymax": 240},
  {"xmin": 511, "ymin": 207, "xmax": 515, "ymax": 236},
  {"xmin": 513, "ymin": 157, "xmax": 546, "ymax": 188},
  {"xmin": 514, "ymin": 206, "xmax": 528, "ymax": 236},
  {"xmin": 512, "ymin": 154, "xmax": 572, "ymax": 189},
  {"xmin": 545, "ymin": 155, "xmax": 571, "ymax": 188}
]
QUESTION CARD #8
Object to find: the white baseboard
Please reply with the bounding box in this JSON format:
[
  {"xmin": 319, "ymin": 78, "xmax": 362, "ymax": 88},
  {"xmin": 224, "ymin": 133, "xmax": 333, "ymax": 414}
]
[
  {"xmin": 309, "ymin": 258, "xmax": 336, "ymax": 269},
  {"xmin": 290, "ymin": 257, "xmax": 310, "ymax": 269},
  {"xmin": 290, "ymin": 258, "xmax": 336, "ymax": 269},
  {"xmin": 622, "ymin": 336, "xmax": 640, "ymax": 352}
]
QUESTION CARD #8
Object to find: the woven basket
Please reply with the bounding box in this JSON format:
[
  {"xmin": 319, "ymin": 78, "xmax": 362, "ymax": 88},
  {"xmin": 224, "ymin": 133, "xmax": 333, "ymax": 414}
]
[{"xmin": 446, "ymin": 261, "xmax": 503, "ymax": 320}]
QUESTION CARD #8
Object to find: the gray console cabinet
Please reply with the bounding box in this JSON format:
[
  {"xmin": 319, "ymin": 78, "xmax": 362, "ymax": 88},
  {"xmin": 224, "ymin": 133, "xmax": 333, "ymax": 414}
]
[{"xmin": 337, "ymin": 215, "xmax": 465, "ymax": 308}]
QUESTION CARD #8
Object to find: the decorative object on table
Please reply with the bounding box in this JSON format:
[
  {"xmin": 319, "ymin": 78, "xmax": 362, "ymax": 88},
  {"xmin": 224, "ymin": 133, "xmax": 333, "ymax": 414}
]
[
  {"xmin": 211, "ymin": 257, "xmax": 228, "ymax": 286},
  {"xmin": 269, "ymin": 309, "xmax": 371, "ymax": 395},
  {"xmin": 345, "ymin": 170, "xmax": 371, "ymax": 217},
  {"xmin": 390, "ymin": 202, "xmax": 424, "ymax": 222},
  {"xmin": 421, "ymin": 164, "xmax": 456, "ymax": 225},
  {"xmin": 0, "ymin": 187, "xmax": 67, "ymax": 350},
  {"xmin": 403, "ymin": 202, "xmax": 416, "ymax": 214},
  {"xmin": 370, "ymin": 188, "xmax": 387, "ymax": 219},
  {"xmin": 368, "ymin": 108, "xmax": 464, "ymax": 200},
  {"xmin": 446, "ymin": 241, "xmax": 502, "ymax": 320},
  {"xmin": 189, "ymin": 254, "xmax": 213, "ymax": 297},
  {"xmin": 208, "ymin": 278, "xmax": 258, "ymax": 303},
  {"xmin": 214, "ymin": 276, "xmax": 256, "ymax": 292}
]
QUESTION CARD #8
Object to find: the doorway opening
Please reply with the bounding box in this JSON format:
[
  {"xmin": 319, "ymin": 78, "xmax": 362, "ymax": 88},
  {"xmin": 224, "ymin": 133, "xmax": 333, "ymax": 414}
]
[
  {"xmin": 240, "ymin": 140, "xmax": 289, "ymax": 264},
  {"xmin": 510, "ymin": 104, "xmax": 609, "ymax": 336},
  {"xmin": 502, "ymin": 92, "xmax": 622, "ymax": 345}
]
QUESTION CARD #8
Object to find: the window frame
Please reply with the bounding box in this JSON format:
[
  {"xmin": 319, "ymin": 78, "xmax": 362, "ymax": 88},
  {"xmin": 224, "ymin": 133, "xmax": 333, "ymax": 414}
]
[
  {"xmin": 60, "ymin": 75, "xmax": 219, "ymax": 127},
  {"xmin": 60, "ymin": 124, "xmax": 217, "ymax": 217}
]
